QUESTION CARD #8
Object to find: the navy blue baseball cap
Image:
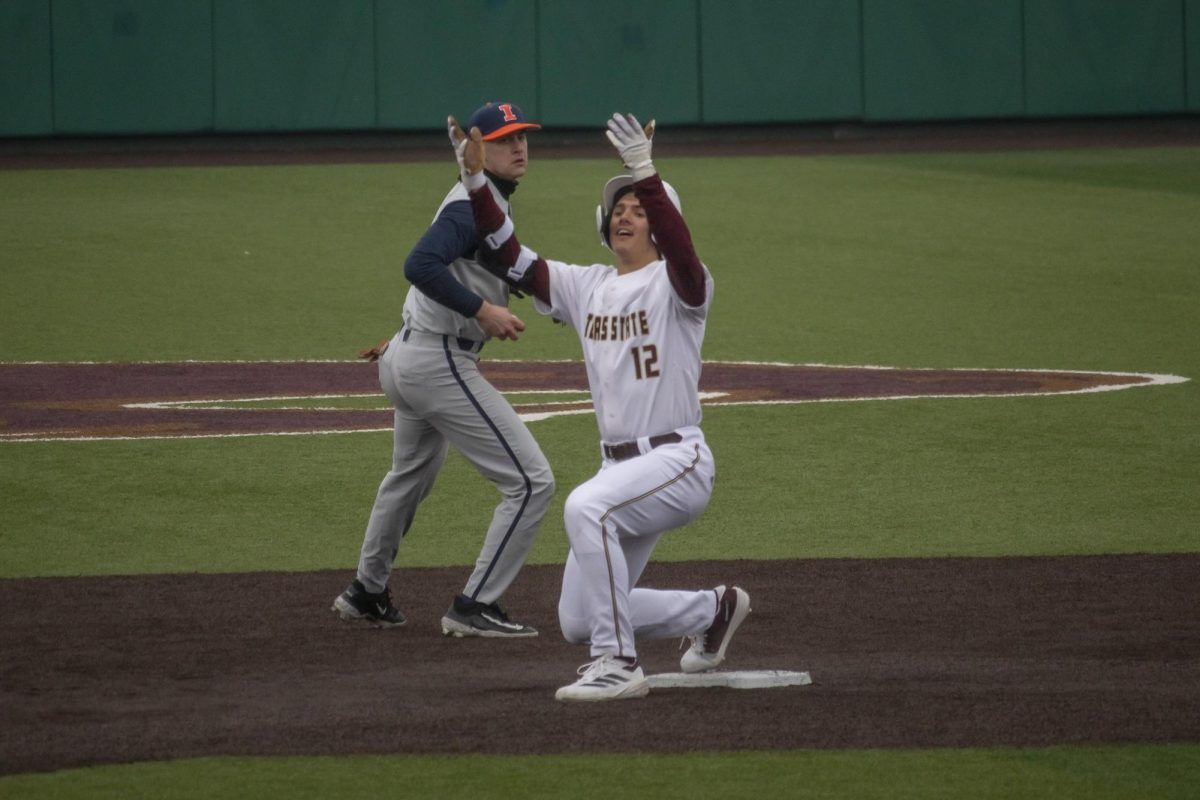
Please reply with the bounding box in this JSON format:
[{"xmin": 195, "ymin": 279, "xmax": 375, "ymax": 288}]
[{"xmin": 467, "ymin": 101, "xmax": 541, "ymax": 141}]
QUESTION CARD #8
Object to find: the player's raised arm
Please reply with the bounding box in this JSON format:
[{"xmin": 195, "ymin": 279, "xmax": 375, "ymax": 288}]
[
  {"xmin": 448, "ymin": 119, "xmax": 551, "ymax": 305},
  {"xmin": 605, "ymin": 113, "xmax": 706, "ymax": 306}
]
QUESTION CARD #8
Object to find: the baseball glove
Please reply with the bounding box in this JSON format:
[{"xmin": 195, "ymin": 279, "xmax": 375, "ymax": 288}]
[{"xmin": 357, "ymin": 339, "xmax": 389, "ymax": 361}]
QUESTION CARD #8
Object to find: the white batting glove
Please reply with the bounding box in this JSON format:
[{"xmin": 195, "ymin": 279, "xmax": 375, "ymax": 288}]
[
  {"xmin": 606, "ymin": 113, "xmax": 657, "ymax": 181},
  {"xmin": 447, "ymin": 116, "xmax": 486, "ymax": 190}
]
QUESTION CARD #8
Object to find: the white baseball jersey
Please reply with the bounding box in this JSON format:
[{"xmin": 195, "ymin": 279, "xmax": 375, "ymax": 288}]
[{"xmin": 534, "ymin": 258, "xmax": 713, "ymax": 444}]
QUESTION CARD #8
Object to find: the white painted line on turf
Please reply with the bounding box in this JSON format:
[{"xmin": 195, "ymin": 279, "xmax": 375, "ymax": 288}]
[
  {"xmin": 0, "ymin": 430, "xmax": 81, "ymax": 439},
  {"xmin": 706, "ymin": 374, "xmax": 1188, "ymax": 406},
  {"xmin": 647, "ymin": 670, "xmax": 812, "ymax": 689},
  {"xmin": 123, "ymin": 392, "xmax": 387, "ymax": 410},
  {"xmin": 2, "ymin": 428, "xmax": 394, "ymax": 443},
  {"xmin": 1, "ymin": 361, "xmax": 1187, "ymax": 443},
  {"xmin": 121, "ymin": 389, "xmax": 724, "ymax": 412},
  {"xmin": 1, "ymin": 357, "xmax": 1191, "ymax": 378}
]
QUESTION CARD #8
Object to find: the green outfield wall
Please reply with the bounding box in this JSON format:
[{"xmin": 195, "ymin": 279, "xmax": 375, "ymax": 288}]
[{"xmin": 1, "ymin": 0, "xmax": 1197, "ymax": 137}]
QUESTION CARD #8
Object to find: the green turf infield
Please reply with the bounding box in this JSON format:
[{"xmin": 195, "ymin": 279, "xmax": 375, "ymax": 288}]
[
  {"xmin": 1, "ymin": 145, "xmax": 1197, "ymax": 792},
  {"xmin": 1, "ymin": 386, "xmax": 1196, "ymax": 578},
  {"xmin": 1, "ymin": 746, "xmax": 1197, "ymax": 800}
]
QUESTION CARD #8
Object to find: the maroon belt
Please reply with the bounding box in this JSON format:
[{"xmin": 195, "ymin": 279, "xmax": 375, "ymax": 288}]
[{"xmin": 602, "ymin": 432, "xmax": 683, "ymax": 462}]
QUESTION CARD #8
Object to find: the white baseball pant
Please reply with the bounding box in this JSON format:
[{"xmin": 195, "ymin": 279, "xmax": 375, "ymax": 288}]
[{"xmin": 557, "ymin": 427, "xmax": 717, "ymax": 659}]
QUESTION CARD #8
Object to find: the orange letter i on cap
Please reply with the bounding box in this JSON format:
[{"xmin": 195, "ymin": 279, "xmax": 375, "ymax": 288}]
[{"xmin": 498, "ymin": 104, "xmax": 517, "ymax": 122}]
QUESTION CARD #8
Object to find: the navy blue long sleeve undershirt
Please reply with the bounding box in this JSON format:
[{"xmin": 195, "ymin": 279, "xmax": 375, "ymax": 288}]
[{"xmin": 403, "ymin": 199, "xmax": 483, "ymax": 318}]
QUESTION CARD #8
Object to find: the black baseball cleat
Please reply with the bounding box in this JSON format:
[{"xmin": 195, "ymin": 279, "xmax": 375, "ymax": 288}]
[
  {"xmin": 332, "ymin": 579, "xmax": 406, "ymax": 628},
  {"xmin": 441, "ymin": 594, "xmax": 538, "ymax": 638}
]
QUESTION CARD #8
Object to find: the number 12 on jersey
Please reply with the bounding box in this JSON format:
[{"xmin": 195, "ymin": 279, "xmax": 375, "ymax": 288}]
[{"xmin": 630, "ymin": 344, "xmax": 660, "ymax": 380}]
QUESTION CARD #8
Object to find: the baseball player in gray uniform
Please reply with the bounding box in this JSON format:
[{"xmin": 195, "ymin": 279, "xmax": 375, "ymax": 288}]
[
  {"xmin": 333, "ymin": 101, "xmax": 555, "ymax": 638},
  {"xmin": 450, "ymin": 113, "xmax": 751, "ymax": 700}
]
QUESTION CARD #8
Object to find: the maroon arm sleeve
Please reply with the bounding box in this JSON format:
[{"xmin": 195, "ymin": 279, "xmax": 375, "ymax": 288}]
[
  {"xmin": 468, "ymin": 185, "xmax": 550, "ymax": 305},
  {"xmin": 633, "ymin": 174, "xmax": 706, "ymax": 307}
]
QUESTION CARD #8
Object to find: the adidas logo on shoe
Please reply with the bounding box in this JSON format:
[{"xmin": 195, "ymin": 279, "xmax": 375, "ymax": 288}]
[{"xmin": 555, "ymin": 654, "xmax": 649, "ymax": 702}]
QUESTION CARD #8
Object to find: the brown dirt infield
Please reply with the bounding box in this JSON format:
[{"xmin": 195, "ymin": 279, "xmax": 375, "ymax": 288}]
[{"xmin": 2, "ymin": 554, "xmax": 1198, "ymax": 775}]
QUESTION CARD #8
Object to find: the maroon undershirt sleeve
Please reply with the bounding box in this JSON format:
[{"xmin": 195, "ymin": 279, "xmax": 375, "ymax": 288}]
[
  {"xmin": 468, "ymin": 172, "xmax": 704, "ymax": 309},
  {"xmin": 468, "ymin": 185, "xmax": 551, "ymax": 305},
  {"xmin": 633, "ymin": 174, "xmax": 707, "ymax": 307}
]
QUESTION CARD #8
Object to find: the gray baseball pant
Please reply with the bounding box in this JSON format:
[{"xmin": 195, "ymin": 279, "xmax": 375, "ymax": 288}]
[{"xmin": 355, "ymin": 330, "xmax": 555, "ymax": 604}]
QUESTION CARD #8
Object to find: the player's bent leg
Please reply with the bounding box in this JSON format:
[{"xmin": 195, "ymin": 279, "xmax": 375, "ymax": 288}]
[
  {"xmin": 595, "ymin": 442, "xmax": 715, "ymax": 543},
  {"xmin": 563, "ymin": 445, "xmax": 715, "ymax": 641},
  {"xmin": 616, "ymin": 534, "xmax": 716, "ymax": 640},
  {"xmin": 451, "ymin": 420, "xmax": 553, "ymax": 624},
  {"xmin": 334, "ymin": 366, "xmax": 447, "ymax": 629},
  {"xmin": 354, "ymin": 412, "xmax": 448, "ymax": 593},
  {"xmin": 629, "ymin": 587, "xmax": 716, "ymax": 640},
  {"xmin": 561, "ymin": 480, "xmax": 638, "ymax": 657},
  {"xmin": 427, "ymin": 360, "xmax": 553, "ymax": 636},
  {"xmin": 556, "ymin": 568, "xmax": 650, "ymax": 701},
  {"xmin": 557, "ymin": 550, "xmax": 592, "ymax": 645},
  {"xmin": 435, "ymin": 360, "xmax": 555, "ymax": 592}
]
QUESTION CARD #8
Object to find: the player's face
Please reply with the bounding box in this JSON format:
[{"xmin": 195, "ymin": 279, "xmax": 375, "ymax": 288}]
[
  {"xmin": 608, "ymin": 192, "xmax": 655, "ymax": 264},
  {"xmin": 484, "ymin": 132, "xmax": 529, "ymax": 181}
]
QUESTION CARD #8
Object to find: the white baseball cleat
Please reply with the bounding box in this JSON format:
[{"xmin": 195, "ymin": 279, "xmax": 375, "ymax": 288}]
[
  {"xmin": 680, "ymin": 585, "xmax": 751, "ymax": 673},
  {"xmin": 555, "ymin": 654, "xmax": 650, "ymax": 702}
]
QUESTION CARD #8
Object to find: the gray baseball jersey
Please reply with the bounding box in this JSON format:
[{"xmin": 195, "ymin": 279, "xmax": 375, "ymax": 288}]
[{"xmin": 402, "ymin": 181, "xmax": 513, "ymax": 341}]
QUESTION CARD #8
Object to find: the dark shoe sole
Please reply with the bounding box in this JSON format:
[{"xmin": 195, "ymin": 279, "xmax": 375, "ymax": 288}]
[
  {"xmin": 332, "ymin": 596, "xmax": 406, "ymax": 628},
  {"xmin": 440, "ymin": 615, "xmax": 537, "ymax": 638}
]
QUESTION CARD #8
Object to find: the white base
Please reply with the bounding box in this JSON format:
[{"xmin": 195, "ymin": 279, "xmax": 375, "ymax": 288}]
[{"xmin": 647, "ymin": 670, "xmax": 812, "ymax": 690}]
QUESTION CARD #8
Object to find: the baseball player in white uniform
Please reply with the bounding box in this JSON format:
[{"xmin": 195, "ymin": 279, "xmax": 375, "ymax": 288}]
[
  {"xmin": 333, "ymin": 102, "xmax": 555, "ymax": 638},
  {"xmin": 449, "ymin": 112, "xmax": 752, "ymax": 701}
]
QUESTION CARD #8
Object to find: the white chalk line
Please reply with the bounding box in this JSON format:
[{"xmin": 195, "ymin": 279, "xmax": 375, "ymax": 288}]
[
  {"xmin": 124, "ymin": 388, "xmax": 598, "ymax": 412},
  {"xmin": 1, "ymin": 361, "xmax": 1188, "ymax": 443}
]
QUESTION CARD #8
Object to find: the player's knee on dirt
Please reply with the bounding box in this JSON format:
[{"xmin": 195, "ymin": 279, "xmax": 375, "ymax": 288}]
[{"xmin": 557, "ymin": 602, "xmax": 591, "ymax": 644}]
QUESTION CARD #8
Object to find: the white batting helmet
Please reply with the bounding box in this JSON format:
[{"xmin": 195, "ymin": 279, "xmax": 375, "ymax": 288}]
[{"xmin": 596, "ymin": 175, "xmax": 682, "ymax": 250}]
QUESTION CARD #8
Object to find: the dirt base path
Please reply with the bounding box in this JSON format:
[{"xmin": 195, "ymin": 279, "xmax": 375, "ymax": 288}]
[{"xmin": 3, "ymin": 554, "xmax": 1198, "ymax": 775}]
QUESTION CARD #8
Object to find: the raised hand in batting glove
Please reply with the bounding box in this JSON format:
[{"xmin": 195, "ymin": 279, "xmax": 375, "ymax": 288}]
[
  {"xmin": 447, "ymin": 116, "xmax": 486, "ymax": 190},
  {"xmin": 606, "ymin": 113, "xmax": 657, "ymax": 181}
]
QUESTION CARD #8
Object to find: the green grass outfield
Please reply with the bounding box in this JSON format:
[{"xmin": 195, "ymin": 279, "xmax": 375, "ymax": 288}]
[
  {"xmin": 1, "ymin": 145, "xmax": 1197, "ymax": 794},
  {"xmin": 2, "ymin": 747, "xmax": 1198, "ymax": 800}
]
